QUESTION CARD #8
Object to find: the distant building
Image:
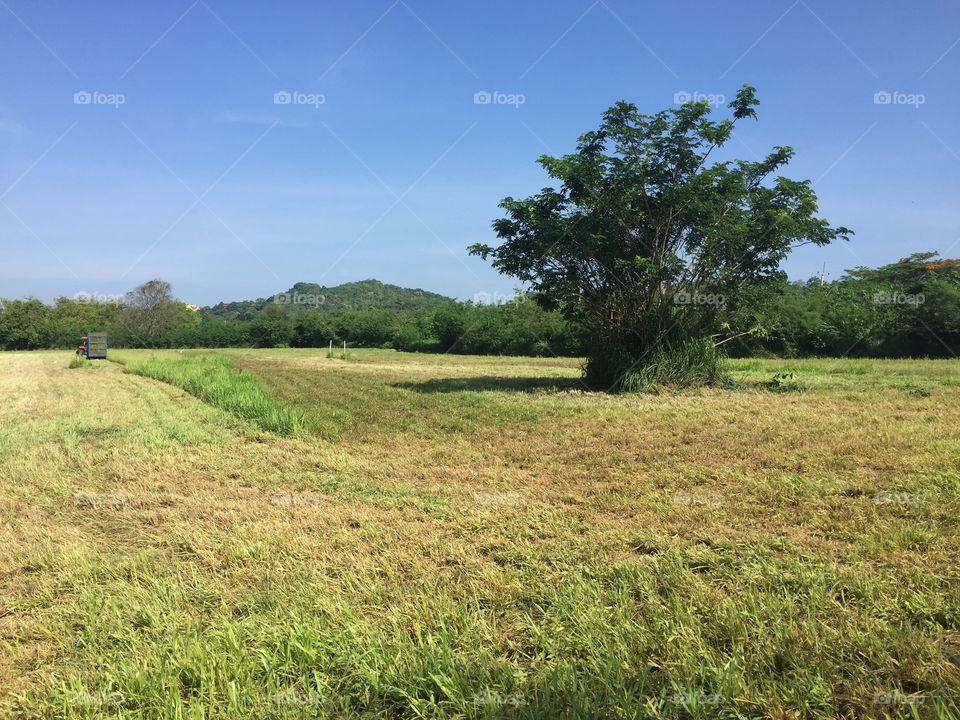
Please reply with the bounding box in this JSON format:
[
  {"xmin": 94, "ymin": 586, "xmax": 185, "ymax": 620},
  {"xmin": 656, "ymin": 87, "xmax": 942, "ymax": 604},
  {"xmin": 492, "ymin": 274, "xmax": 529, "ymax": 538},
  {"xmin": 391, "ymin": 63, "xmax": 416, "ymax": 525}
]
[{"xmin": 185, "ymin": 304, "xmax": 201, "ymax": 312}]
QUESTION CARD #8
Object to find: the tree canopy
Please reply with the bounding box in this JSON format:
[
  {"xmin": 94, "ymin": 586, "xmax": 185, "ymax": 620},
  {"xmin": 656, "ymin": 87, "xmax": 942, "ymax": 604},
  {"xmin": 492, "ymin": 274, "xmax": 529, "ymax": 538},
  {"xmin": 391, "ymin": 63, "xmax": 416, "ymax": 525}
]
[{"xmin": 470, "ymin": 85, "xmax": 852, "ymax": 390}]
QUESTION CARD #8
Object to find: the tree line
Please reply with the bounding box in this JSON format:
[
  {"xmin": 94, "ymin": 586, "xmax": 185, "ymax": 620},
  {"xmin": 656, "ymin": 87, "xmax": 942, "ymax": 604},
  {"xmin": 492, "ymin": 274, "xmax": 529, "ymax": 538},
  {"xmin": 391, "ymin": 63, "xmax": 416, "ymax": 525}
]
[
  {"xmin": 0, "ymin": 279, "xmax": 581, "ymax": 356},
  {"xmin": 1, "ymin": 253, "xmax": 958, "ymax": 358}
]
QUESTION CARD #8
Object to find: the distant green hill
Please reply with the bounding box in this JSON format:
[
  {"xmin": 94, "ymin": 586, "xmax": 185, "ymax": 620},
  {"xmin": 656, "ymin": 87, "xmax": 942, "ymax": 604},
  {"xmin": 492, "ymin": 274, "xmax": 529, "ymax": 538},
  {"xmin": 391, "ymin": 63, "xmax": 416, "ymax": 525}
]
[{"xmin": 206, "ymin": 279, "xmax": 451, "ymax": 318}]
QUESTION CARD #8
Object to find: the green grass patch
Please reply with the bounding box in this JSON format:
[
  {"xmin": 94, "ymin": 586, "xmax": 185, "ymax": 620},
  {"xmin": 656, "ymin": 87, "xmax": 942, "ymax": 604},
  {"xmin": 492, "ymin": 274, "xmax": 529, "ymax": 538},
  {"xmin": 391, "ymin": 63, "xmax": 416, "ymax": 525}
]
[
  {"xmin": 121, "ymin": 353, "xmax": 303, "ymax": 436},
  {"xmin": 67, "ymin": 355, "xmax": 100, "ymax": 370}
]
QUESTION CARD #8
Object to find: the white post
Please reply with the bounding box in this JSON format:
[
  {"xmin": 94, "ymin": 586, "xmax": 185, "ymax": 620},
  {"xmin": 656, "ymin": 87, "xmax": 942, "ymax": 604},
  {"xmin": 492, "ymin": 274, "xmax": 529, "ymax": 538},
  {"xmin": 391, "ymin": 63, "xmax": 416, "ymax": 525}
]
[{"xmin": 329, "ymin": 340, "xmax": 332, "ymax": 354}]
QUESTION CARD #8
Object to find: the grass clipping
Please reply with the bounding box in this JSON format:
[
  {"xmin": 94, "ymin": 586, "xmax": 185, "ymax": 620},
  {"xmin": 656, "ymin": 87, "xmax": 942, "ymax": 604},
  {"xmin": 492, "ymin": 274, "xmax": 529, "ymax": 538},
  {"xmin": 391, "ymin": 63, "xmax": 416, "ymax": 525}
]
[{"xmin": 123, "ymin": 354, "xmax": 303, "ymax": 435}]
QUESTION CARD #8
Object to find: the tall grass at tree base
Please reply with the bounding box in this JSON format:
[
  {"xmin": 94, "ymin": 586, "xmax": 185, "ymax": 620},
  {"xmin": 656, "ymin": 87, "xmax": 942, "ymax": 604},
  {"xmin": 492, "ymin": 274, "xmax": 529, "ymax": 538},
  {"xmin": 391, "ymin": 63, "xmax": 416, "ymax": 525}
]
[{"xmin": 586, "ymin": 337, "xmax": 729, "ymax": 392}]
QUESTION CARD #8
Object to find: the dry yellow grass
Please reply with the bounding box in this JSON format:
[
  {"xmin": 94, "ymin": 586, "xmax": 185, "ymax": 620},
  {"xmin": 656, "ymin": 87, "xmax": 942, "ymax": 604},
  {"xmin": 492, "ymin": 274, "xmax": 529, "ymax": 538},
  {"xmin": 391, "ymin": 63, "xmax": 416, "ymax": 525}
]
[{"xmin": 0, "ymin": 349, "xmax": 958, "ymax": 718}]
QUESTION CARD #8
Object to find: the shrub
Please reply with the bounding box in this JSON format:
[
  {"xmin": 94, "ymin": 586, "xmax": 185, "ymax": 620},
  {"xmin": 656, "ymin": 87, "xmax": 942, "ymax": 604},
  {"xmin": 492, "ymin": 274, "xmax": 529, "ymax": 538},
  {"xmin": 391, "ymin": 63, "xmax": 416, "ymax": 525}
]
[{"xmin": 586, "ymin": 337, "xmax": 728, "ymax": 392}]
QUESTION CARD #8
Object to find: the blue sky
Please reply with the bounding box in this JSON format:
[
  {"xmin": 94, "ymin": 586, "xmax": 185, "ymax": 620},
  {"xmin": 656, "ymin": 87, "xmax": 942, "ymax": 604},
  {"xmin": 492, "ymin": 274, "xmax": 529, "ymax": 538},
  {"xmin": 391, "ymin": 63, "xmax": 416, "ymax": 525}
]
[{"xmin": 1, "ymin": 0, "xmax": 958, "ymax": 305}]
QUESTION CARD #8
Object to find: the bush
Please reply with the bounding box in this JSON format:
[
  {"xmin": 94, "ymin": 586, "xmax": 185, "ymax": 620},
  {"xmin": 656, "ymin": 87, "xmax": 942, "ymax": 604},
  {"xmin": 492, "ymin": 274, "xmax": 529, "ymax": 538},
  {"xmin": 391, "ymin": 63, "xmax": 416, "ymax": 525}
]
[
  {"xmin": 766, "ymin": 372, "xmax": 805, "ymax": 393},
  {"xmin": 586, "ymin": 338, "xmax": 728, "ymax": 392}
]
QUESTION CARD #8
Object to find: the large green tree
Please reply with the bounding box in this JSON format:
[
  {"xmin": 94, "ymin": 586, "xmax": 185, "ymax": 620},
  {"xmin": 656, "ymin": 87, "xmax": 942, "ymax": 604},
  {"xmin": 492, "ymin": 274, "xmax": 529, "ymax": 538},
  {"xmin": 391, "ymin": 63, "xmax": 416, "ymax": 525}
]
[
  {"xmin": 119, "ymin": 279, "xmax": 191, "ymax": 346},
  {"xmin": 470, "ymin": 85, "xmax": 851, "ymax": 390}
]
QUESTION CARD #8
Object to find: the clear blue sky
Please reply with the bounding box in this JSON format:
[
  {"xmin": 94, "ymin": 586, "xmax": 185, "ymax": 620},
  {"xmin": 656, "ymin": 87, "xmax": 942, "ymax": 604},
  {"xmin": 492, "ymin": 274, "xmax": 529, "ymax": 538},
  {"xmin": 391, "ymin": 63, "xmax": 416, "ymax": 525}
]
[{"xmin": 2, "ymin": 0, "xmax": 958, "ymax": 304}]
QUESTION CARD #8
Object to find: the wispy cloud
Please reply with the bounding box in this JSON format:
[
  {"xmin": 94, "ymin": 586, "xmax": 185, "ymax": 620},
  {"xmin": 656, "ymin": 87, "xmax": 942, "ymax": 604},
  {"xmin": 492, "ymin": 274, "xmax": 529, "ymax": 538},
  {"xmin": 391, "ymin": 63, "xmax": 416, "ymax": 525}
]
[
  {"xmin": 214, "ymin": 110, "xmax": 306, "ymax": 128},
  {"xmin": 0, "ymin": 120, "xmax": 24, "ymax": 136}
]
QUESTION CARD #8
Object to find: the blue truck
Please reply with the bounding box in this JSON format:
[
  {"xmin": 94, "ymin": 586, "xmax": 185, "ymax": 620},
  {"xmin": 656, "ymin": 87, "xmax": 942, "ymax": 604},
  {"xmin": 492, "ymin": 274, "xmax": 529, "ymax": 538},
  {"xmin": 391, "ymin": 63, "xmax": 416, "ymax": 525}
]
[{"xmin": 76, "ymin": 333, "xmax": 108, "ymax": 359}]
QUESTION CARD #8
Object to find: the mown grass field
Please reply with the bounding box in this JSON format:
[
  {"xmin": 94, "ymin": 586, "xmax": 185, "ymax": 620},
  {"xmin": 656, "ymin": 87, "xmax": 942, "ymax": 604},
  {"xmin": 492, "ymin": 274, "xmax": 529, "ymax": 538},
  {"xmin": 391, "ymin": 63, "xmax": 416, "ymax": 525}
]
[{"xmin": 0, "ymin": 349, "xmax": 958, "ymax": 719}]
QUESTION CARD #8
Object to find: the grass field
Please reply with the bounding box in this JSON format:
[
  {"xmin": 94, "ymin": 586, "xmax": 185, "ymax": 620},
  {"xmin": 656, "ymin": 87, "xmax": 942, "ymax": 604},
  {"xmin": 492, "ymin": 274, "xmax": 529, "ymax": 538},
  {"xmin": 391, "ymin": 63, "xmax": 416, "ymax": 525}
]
[{"xmin": 1, "ymin": 349, "xmax": 958, "ymax": 718}]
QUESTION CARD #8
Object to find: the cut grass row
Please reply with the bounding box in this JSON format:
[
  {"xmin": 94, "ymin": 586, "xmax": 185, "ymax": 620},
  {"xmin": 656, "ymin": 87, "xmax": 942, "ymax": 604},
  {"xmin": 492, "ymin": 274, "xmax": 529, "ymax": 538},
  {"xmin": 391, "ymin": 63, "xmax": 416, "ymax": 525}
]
[
  {"xmin": 111, "ymin": 350, "xmax": 960, "ymax": 444},
  {"xmin": 117, "ymin": 353, "xmax": 304, "ymax": 436}
]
